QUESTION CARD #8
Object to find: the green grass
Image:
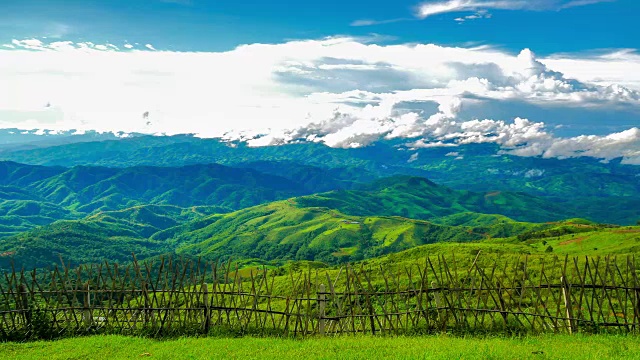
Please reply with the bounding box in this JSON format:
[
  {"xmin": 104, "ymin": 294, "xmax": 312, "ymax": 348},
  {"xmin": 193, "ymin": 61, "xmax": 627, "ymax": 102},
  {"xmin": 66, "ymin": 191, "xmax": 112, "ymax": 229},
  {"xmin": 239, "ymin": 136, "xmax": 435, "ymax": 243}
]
[
  {"xmin": 522, "ymin": 228, "xmax": 640, "ymax": 255},
  {"xmin": 1, "ymin": 334, "xmax": 638, "ymax": 359}
]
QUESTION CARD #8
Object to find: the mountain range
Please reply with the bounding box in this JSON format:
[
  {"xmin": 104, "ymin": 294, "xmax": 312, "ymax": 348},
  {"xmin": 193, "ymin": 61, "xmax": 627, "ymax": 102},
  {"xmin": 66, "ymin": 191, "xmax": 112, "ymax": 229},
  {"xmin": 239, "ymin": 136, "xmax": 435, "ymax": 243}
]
[{"xmin": 0, "ymin": 134, "xmax": 638, "ymax": 270}]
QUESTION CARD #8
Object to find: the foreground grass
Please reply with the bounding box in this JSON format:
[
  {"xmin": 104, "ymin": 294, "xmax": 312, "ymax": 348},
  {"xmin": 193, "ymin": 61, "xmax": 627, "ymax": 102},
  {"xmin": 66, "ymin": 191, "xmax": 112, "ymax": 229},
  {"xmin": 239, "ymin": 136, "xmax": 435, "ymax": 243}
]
[{"xmin": 1, "ymin": 334, "xmax": 638, "ymax": 360}]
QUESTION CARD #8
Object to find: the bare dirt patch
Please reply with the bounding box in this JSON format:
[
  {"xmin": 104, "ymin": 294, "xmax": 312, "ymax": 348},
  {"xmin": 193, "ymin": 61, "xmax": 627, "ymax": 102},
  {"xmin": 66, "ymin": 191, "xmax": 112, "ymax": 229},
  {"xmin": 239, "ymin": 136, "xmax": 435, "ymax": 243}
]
[
  {"xmin": 559, "ymin": 236, "xmax": 588, "ymax": 246},
  {"xmin": 612, "ymin": 229, "xmax": 640, "ymax": 234}
]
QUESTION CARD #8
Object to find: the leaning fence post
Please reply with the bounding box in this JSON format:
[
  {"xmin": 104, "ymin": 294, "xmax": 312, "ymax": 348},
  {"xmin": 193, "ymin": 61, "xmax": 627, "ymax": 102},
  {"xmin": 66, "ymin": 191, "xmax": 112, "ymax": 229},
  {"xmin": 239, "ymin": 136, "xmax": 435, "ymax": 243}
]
[
  {"xmin": 318, "ymin": 284, "xmax": 326, "ymax": 336},
  {"xmin": 497, "ymin": 283, "xmax": 508, "ymax": 326},
  {"xmin": 203, "ymin": 283, "xmax": 211, "ymax": 335},
  {"xmin": 18, "ymin": 284, "xmax": 31, "ymax": 329},
  {"xmin": 143, "ymin": 282, "xmax": 149, "ymax": 326},
  {"xmin": 83, "ymin": 281, "xmax": 92, "ymax": 328},
  {"xmin": 561, "ymin": 276, "xmax": 575, "ymax": 334},
  {"xmin": 284, "ymin": 297, "xmax": 291, "ymax": 336},
  {"xmin": 631, "ymin": 256, "xmax": 640, "ymax": 333},
  {"xmin": 431, "ymin": 281, "xmax": 444, "ymax": 328}
]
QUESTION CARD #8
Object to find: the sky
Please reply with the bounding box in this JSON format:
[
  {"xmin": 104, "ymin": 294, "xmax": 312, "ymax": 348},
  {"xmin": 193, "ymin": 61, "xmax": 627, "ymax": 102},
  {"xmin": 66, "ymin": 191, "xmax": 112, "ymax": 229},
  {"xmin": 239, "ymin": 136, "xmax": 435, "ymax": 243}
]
[{"xmin": 1, "ymin": 0, "xmax": 640, "ymax": 163}]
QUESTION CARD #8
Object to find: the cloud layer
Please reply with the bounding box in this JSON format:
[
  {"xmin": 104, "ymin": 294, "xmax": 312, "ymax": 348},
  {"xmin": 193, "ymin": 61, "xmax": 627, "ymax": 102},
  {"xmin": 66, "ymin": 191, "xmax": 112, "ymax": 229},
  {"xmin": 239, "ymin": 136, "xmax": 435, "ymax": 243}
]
[
  {"xmin": 416, "ymin": 0, "xmax": 615, "ymax": 19},
  {"xmin": 0, "ymin": 37, "xmax": 639, "ymax": 164}
]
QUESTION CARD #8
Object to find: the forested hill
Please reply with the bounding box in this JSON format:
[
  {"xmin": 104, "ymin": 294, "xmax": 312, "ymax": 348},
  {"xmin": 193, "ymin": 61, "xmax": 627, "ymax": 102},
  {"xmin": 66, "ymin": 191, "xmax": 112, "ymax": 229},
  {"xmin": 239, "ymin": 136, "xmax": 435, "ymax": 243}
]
[
  {"xmin": 1, "ymin": 175, "xmax": 638, "ymax": 269},
  {"xmin": 0, "ymin": 161, "xmax": 312, "ymax": 237},
  {"xmin": 1, "ymin": 136, "xmax": 639, "ymax": 199}
]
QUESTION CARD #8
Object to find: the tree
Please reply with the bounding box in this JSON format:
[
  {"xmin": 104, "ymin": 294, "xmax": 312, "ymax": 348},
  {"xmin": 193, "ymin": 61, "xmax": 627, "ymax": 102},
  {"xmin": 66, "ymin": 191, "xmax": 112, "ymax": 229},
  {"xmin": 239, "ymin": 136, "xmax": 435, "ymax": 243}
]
[{"xmin": 545, "ymin": 245, "xmax": 554, "ymax": 253}]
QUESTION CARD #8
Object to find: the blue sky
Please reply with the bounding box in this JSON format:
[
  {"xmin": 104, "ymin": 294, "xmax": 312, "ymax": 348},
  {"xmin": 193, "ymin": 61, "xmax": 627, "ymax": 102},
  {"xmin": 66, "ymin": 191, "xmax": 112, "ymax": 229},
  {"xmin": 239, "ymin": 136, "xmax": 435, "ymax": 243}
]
[
  {"xmin": 1, "ymin": 0, "xmax": 639, "ymax": 163},
  {"xmin": 1, "ymin": 0, "xmax": 637, "ymax": 53}
]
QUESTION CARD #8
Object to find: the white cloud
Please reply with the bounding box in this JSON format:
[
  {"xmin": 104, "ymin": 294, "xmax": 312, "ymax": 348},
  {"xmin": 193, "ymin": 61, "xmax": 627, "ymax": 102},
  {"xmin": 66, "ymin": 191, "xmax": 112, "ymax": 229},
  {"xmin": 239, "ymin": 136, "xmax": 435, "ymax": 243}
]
[
  {"xmin": 416, "ymin": 0, "xmax": 615, "ymax": 19},
  {"xmin": 145, "ymin": 44, "xmax": 157, "ymax": 51},
  {"xmin": 350, "ymin": 18, "xmax": 408, "ymax": 26},
  {"xmin": 455, "ymin": 10, "xmax": 492, "ymax": 22},
  {"xmin": 1, "ymin": 36, "xmax": 639, "ymax": 163},
  {"xmin": 560, "ymin": 0, "xmax": 616, "ymax": 9},
  {"xmin": 11, "ymin": 38, "xmax": 47, "ymax": 50},
  {"xmin": 124, "ymin": 44, "xmax": 134, "ymax": 49},
  {"xmin": 542, "ymin": 49, "xmax": 640, "ymax": 91}
]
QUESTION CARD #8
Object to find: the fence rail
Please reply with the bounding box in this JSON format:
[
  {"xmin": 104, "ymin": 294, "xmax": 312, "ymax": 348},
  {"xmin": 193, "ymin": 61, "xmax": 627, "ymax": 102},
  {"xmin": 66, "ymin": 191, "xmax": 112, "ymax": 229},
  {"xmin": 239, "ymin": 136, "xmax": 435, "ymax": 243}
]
[{"xmin": 1, "ymin": 254, "xmax": 639, "ymax": 340}]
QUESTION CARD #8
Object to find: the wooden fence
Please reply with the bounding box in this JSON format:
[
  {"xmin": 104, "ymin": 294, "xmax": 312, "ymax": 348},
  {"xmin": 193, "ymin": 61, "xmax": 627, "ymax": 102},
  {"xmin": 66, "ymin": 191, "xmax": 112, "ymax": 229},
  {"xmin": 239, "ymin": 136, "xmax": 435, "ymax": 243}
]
[{"xmin": 1, "ymin": 254, "xmax": 639, "ymax": 340}]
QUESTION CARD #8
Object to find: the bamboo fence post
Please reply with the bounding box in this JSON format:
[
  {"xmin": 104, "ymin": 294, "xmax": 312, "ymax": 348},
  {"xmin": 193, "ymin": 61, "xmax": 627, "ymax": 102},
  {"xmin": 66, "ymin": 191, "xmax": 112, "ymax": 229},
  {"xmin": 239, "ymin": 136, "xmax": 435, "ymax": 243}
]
[
  {"xmin": 18, "ymin": 284, "xmax": 31, "ymax": 329},
  {"xmin": 431, "ymin": 280, "xmax": 443, "ymax": 328},
  {"xmin": 632, "ymin": 256, "xmax": 640, "ymax": 332},
  {"xmin": 143, "ymin": 282, "xmax": 149, "ymax": 326},
  {"xmin": 496, "ymin": 282, "xmax": 508, "ymax": 327},
  {"xmin": 284, "ymin": 297, "xmax": 291, "ymax": 336},
  {"xmin": 83, "ymin": 282, "xmax": 92, "ymax": 329},
  {"xmin": 561, "ymin": 276, "xmax": 575, "ymax": 334},
  {"xmin": 6, "ymin": 254, "xmax": 640, "ymax": 339},
  {"xmin": 318, "ymin": 284, "xmax": 326, "ymax": 336},
  {"xmin": 203, "ymin": 282, "xmax": 210, "ymax": 335}
]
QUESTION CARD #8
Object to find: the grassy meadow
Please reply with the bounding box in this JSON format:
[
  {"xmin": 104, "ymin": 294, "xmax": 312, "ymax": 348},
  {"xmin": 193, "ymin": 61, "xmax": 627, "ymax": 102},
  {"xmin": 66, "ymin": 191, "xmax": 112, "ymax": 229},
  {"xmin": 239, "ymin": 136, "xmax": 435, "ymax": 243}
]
[{"xmin": 2, "ymin": 334, "xmax": 639, "ymax": 360}]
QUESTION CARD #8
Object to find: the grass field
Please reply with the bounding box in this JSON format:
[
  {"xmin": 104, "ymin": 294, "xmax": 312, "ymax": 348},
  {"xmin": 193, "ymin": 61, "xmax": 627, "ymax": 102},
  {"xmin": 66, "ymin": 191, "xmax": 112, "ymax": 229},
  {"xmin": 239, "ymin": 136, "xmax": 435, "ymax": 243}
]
[{"xmin": 1, "ymin": 334, "xmax": 638, "ymax": 360}]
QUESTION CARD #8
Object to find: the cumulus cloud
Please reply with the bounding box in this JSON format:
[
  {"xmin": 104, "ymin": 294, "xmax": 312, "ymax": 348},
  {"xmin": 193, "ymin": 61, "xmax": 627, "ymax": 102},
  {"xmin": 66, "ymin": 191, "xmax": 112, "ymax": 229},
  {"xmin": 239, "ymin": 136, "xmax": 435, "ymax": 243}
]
[
  {"xmin": 416, "ymin": 0, "xmax": 615, "ymax": 19},
  {"xmin": 543, "ymin": 49, "xmax": 640, "ymax": 91},
  {"xmin": 0, "ymin": 36, "xmax": 639, "ymax": 164}
]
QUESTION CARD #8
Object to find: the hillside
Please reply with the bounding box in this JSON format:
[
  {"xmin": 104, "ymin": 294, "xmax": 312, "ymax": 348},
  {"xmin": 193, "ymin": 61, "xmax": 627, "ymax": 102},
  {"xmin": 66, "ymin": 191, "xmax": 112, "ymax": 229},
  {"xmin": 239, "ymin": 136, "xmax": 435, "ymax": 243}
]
[
  {"xmin": 294, "ymin": 176, "xmax": 618, "ymax": 223},
  {"xmin": 163, "ymin": 202, "xmax": 493, "ymax": 264},
  {"xmin": 0, "ymin": 199, "xmax": 73, "ymax": 238},
  {"xmin": 1, "ymin": 177, "xmax": 561, "ymax": 268},
  {"xmin": 4, "ymin": 156, "xmax": 636, "ymax": 242},
  {"xmin": 2, "ymin": 136, "xmax": 639, "ymax": 200},
  {"xmin": 2, "ymin": 173, "xmax": 638, "ymax": 269},
  {"xmin": 351, "ymin": 222, "xmax": 639, "ymax": 276},
  {"xmin": 0, "ymin": 204, "xmax": 227, "ymax": 268},
  {"xmin": 0, "ymin": 161, "xmax": 316, "ymax": 237},
  {"xmin": 0, "ymin": 201, "xmax": 491, "ymax": 268},
  {"xmin": 163, "ymin": 177, "xmax": 631, "ymax": 263}
]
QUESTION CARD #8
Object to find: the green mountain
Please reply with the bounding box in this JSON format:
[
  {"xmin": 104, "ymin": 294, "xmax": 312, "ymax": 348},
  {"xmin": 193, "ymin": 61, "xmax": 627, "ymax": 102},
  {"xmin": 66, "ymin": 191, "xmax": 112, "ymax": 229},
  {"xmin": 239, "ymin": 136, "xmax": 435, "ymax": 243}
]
[
  {"xmin": 295, "ymin": 176, "xmax": 611, "ymax": 223},
  {"xmin": 0, "ymin": 177, "xmax": 572, "ymax": 268},
  {"xmin": 0, "ymin": 161, "xmax": 319, "ymax": 237},
  {"xmin": 31, "ymin": 163, "xmax": 303, "ymax": 211},
  {"xmin": 160, "ymin": 202, "xmax": 487, "ymax": 263},
  {"xmin": 159, "ymin": 177, "xmax": 607, "ymax": 263},
  {"xmin": 429, "ymin": 212, "xmax": 549, "ymax": 239},
  {"xmin": 0, "ymin": 201, "xmax": 489, "ymax": 269},
  {"xmin": 0, "ymin": 204, "xmax": 227, "ymax": 268},
  {"xmin": 2, "ymin": 136, "xmax": 639, "ymax": 200},
  {"xmin": 0, "ymin": 199, "xmax": 73, "ymax": 238}
]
